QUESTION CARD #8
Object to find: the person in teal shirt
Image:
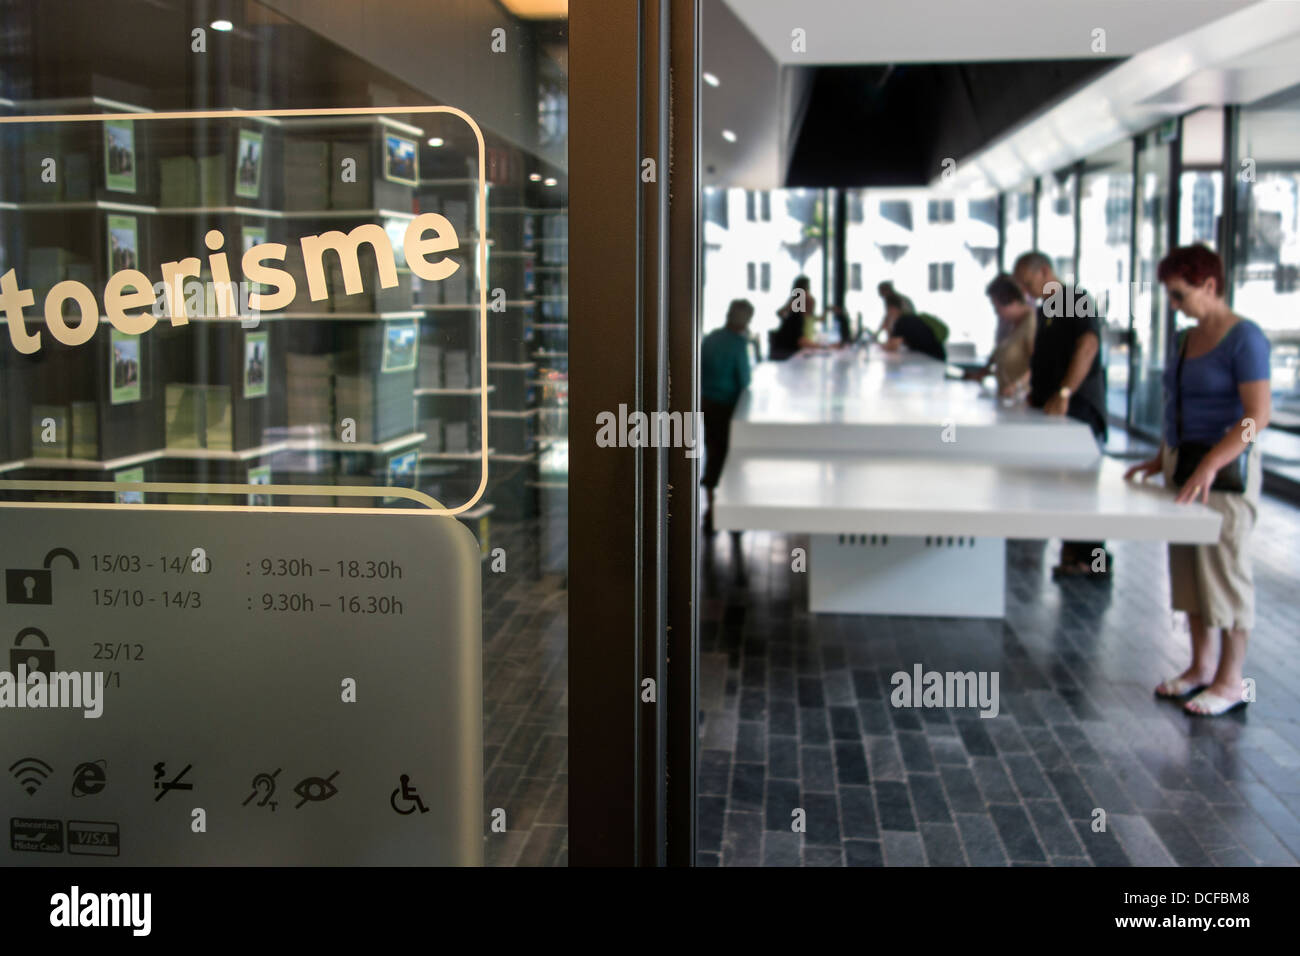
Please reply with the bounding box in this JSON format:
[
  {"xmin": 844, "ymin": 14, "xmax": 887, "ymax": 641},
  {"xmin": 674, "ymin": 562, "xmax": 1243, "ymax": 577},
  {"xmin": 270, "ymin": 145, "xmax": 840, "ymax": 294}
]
[{"xmin": 701, "ymin": 299, "xmax": 754, "ymax": 532}]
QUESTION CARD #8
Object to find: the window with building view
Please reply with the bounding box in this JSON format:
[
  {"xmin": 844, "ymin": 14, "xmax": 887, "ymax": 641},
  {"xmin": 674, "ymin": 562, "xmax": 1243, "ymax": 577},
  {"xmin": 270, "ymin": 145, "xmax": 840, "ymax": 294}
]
[
  {"xmin": 1003, "ymin": 183, "xmax": 1035, "ymax": 271},
  {"xmin": 1232, "ymin": 86, "xmax": 1300, "ymax": 424},
  {"xmin": 1079, "ymin": 139, "xmax": 1134, "ymax": 421},
  {"xmin": 845, "ymin": 187, "xmax": 999, "ymax": 354},
  {"xmin": 1037, "ymin": 169, "xmax": 1078, "ymax": 283},
  {"xmin": 702, "ymin": 187, "xmax": 827, "ymax": 340}
]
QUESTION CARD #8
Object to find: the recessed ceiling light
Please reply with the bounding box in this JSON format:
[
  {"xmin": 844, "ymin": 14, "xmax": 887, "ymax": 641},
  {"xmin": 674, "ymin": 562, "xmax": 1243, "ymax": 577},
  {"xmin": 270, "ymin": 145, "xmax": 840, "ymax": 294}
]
[
  {"xmin": 703, "ymin": 72, "xmax": 720, "ymax": 87},
  {"xmin": 544, "ymin": 177, "xmax": 558, "ymax": 187},
  {"xmin": 529, "ymin": 173, "xmax": 543, "ymax": 182},
  {"xmin": 722, "ymin": 129, "xmax": 737, "ymax": 143},
  {"xmin": 427, "ymin": 137, "xmax": 444, "ymax": 147},
  {"xmin": 210, "ymin": 19, "xmax": 233, "ymax": 31}
]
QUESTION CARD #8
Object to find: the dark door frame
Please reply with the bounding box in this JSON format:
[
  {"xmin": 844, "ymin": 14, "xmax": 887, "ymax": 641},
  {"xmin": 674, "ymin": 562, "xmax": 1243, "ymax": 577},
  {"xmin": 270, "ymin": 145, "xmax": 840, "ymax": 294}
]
[{"xmin": 568, "ymin": 0, "xmax": 700, "ymax": 867}]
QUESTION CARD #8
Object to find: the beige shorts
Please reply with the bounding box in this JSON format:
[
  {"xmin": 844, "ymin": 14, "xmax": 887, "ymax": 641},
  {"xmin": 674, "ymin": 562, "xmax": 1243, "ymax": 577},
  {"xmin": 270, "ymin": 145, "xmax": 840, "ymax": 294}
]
[{"xmin": 1161, "ymin": 443, "xmax": 1261, "ymax": 631}]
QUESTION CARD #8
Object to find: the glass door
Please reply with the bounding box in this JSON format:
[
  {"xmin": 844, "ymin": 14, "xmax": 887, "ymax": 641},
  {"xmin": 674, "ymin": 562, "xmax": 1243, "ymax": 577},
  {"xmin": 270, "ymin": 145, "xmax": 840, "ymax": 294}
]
[
  {"xmin": 0, "ymin": 0, "xmax": 581, "ymax": 868},
  {"xmin": 1131, "ymin": 132, "xmax": 1173, "ymax": 435},
  {"xmin": 1079, "ymin": 139, "xmax": 1134, "ymax": 423}
]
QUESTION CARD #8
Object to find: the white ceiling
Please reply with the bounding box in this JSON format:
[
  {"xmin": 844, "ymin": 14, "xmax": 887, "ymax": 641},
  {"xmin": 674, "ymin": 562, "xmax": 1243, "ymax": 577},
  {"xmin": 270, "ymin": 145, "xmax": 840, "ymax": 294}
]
[
  {"xmin": 721, "ymin": 0, "xmax": 1257, "ymax": 65},
  {"xmin": 948, "ymin": 0, "xmax": 1300, "ymax": 189}
]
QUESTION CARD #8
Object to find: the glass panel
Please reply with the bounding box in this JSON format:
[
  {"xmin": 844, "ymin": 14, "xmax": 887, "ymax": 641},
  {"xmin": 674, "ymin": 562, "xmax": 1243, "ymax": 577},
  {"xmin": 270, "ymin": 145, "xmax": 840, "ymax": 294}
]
[
  {"xmin": 1232, "ymin": 86, "xmax": 1300, "ymax": 425},
  {"xmin": 1002, "ymin": 182, "xmax": 1035, "ymax": 272},
  {"xmin": 1079, "ymin": 139, "xmax": 1134, "ymax": 422},
  {"xmin": 1131, "ymin": 133, "xmax": 1172, "ymax": 435},
  {"xmin": 1179, "ymin": 171, "xmax": 1223, "ymax": 249},
  {"xmin": 702, "ymin": 187, "xmax": 827, "ymax": 343},
  {"xmin": 843, "ymin": 187, "xmax": 999, "ymax": 354},
  {"xmin": 1037, "ymin": 169, "xmax": 1078, "ymax": 283},
  {"xmin": 0, "ymin": 0, "xmax": 568, "ymax": 866}
]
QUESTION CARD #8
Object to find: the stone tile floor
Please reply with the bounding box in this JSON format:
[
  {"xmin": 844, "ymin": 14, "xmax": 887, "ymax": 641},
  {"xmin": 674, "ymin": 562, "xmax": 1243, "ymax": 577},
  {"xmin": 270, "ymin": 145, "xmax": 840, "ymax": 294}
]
[{"xmin": 697, "ymin": 491, "xmax": 1300, "ymax": 866}]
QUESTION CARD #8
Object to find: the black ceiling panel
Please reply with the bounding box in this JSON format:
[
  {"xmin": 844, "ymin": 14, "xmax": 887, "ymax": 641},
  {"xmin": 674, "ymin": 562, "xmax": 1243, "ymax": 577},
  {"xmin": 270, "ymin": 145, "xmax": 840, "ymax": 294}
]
[{"xmin": 785, "ymin": 59, "xmax": 1121, "ymax": 188}]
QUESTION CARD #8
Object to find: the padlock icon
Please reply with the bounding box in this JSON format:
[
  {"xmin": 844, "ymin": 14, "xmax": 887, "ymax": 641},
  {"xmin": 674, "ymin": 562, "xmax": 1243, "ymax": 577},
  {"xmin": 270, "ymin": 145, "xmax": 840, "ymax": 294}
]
[
  {"xmin": 11, "ymin": 628, "xmax": 55, "ymax": 679},
  {"xmin": 5, "ymin": 547, "xmax": 79, "ymax": 606}
]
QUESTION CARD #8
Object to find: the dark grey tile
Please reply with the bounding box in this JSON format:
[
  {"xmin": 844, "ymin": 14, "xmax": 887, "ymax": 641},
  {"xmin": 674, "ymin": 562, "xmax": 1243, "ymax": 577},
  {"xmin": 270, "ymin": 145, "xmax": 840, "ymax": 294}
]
[
  {"xmin": 909, "ymin": 772, "xmax": 953, "ymax": 824},
  {"xmin": 845, "ymin": 839, "xmax": 884, "ymax": 866},
  {"xmin": 834, "ymin": 740, "xmax": 870, "ymax": 785},
  {"xmin": 1004, "ymin": 753, "xmax": 1054, "ymax": 800},
  {"xmin": 803, "ymin": 846, "xmax": 844, "ymax": 866},
  {"xmin": 971, "ymin": 757, "xmax": 1018, "ymax": 804},
  {"xmin": 801, "ymin": 746, "xmax": 836, "ymax": 792},
  {"xmin": 954, "ymin": 813, "xmax": 1008, "ymax": 866},
  {"xmin": 875, "ymin": 780, "xmax": 917, "ymax": 832},
  {"xmin": 769, "ymin": 734, "xmax": 799, "ymax": 779},
  {"xmin": 799, "ymin": 707, "xmax": 831, "ymax": 745},
  {"xmin": 722, "ymin": 810, "xmax": 763, "ymax": 867},
  {"xmin": 802, "ymin": 791, "xmax": 841, "ymax": 846},
  {"xmin": 881, "ymin": 830, "xmax": 926, "ymax": 866},
  {"xmin": 1025, "ymin": 799, "xmax": 1085, "ymax": 857},
  {"xmin": 940, "ymin": 765, "xmax": 986, "ymax": 814},
  {"xmin": 1142, "ymin": 809, "xmax": 1215, "ymax": 867},
  {"xmin": 730, "ymin": 761, "xmax": 764, "ymax": 811},
  {"xmin": 929, "ymin": 735, "xmax": 970, "ymax": 766},
  {"xmin": 920, "ymin": 822, "xmax": 968, "ymax": 866},
  {"xmin": 698, "ymin": 795, "xmax": 726, "ymax": 853},
  {"xmin": 866, "ymin": 735, "xmax": 906, "ymax": 781},
  {"xmin": 839, "ymin": 785, "xmax": 879, "ymax": 840},
  {"xmin": 897, "ymin": 731, "xmax": 936, "ymax": 773},
  {"xmin": 989, "ymin": 804, "xmax": 1046, "ymax": 862},
  {"xmin": 765, "ymin": 778, "xmax": 800, "ymax": 832},
  {"xmin": 768, "ymin": 698, "xmax": 797, "ymax": 736},
  {"xmin": 698, "ymin": 748, "xmax": 731, "ymax": 796},
  {"xmin": 761, "ymin": 830, "xmax": 802, "ymax": 867}
]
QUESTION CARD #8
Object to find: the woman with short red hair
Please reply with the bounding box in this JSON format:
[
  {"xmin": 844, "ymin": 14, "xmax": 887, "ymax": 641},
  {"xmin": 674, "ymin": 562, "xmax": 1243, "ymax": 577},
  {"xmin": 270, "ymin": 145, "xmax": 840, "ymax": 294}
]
[{"xmin": 1125, "ymin": 244, "xmax": 1272, "ymax": 716}]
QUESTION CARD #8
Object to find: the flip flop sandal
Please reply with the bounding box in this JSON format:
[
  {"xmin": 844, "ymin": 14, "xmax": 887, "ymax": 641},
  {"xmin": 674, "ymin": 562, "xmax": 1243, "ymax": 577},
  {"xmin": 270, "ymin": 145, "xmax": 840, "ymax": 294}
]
[
  {"xmin": 1155, "ymin": 676, "xmax": 1206, "ymax": 699},
  {"xmin": 1183, "ymin": 691, "xmax": 1248, "ymax": 717}
]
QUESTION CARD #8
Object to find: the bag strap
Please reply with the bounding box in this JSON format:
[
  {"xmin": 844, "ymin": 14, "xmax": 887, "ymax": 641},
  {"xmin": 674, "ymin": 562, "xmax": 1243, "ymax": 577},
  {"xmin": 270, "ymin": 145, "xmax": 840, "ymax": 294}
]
[{"xmin": 1174, "ymin": 331, "xmax": 1190, "ymax": 446}]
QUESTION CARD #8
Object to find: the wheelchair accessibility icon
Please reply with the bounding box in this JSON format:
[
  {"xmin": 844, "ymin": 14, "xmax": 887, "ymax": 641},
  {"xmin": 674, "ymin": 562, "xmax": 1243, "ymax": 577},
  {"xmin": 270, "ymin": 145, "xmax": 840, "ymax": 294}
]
[{"xmin": 390, "ymin": 774, "xmax": 429, "ymax": 815}]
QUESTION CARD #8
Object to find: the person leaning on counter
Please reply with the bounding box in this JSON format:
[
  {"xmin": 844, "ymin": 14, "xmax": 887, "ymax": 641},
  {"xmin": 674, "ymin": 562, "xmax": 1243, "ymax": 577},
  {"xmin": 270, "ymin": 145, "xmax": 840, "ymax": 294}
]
[
  {"xmin": 967, "ymin": 273, "xmax": 1035, "ymax": 397},
  {"xmin": 878, "ymin": 291, "xmax": 946, "ymax": 361},
  {"xmin": 1012, "ymin": 251, "xmax": 1110, "ymax": 579},
  {"xmin": 1125, "ymin": 245, "xmax": 1271, "ymax": 717}
]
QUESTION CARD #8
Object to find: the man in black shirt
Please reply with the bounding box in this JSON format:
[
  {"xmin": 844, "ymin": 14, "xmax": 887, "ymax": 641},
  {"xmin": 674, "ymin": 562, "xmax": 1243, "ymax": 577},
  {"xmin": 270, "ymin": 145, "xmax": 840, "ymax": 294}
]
[
  {"xmin": 880, "ymin": 293, "xmax": 946, "ymax": 361},
  {"xmin": 1013, "ymin": 251, "xmax": 1110, "ymax": 579}
]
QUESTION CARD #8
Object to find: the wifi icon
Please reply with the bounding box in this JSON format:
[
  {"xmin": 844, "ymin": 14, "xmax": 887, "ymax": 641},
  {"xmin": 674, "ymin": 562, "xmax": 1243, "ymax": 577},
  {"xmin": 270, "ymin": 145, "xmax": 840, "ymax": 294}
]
[{"xmin": 9, "ymin": 757, "xmax": 53, "ymax": 795}]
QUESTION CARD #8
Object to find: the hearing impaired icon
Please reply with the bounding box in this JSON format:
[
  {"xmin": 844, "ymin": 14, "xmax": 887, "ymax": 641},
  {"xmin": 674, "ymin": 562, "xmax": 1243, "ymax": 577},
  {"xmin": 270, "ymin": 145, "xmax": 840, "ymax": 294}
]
[{"xmin": 5, "ymin": 547, "xmax": 79, "ymax": 606}]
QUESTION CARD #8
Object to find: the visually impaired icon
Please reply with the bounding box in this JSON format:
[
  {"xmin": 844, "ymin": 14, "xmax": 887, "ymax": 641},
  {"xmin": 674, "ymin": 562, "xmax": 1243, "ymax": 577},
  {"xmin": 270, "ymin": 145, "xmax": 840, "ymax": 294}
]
[
  {"xmin": 292, "ymin": 771, "xmax": 339, "ymax": 809},
  {"xmin": 9, "ymin": 757, "xmax": 53, "ymax": 795},
  {"xmin": 152, "ymin": 762, "xmax": 194, "ymax": 801},
  {"xmin": 390, "ymin": 774, "xmax": 430, "ymax": 815},
  {"xmin": 5, "ymin": 547, "xmax": 79, "ymax": 606},
  {"xmin": 71, "ymin": 760, "xmax": 107, "ymax": 797},
  {"xmin": 242, "ymin": 768, "xmax": 281, "ymax": 811},
  {"xmin": 10, "ymin": 628, "xmax": 54, "ymax": 680}
]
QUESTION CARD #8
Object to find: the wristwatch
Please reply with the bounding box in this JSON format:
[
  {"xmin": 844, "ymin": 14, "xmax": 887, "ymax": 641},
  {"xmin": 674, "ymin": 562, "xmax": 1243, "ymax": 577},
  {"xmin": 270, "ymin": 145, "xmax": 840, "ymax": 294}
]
[{"xmin": 1058, "ymin": 386, "xmax": 1072, "ymax": 399}]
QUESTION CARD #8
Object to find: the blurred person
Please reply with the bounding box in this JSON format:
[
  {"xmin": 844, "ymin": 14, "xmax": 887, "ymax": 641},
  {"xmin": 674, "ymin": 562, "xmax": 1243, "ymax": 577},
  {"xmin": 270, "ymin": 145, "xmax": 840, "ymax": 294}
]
[
  {"xmin": 701, "ymin": 298, "xmax": 755, "ymax": 533},
  {"xmin": 770, "ymin": 276, "xmax": 816, "ymax": 360},
  {"xmin": 965, "ymin": 273, "xmax": 1035, "ymax": 397},
  {"xmin": 880, "ymin": 292, "xmax": 946, "ymax": 361},
  {"xmin": 1013, "ymin": 250, "xmax": 1109, "ymax": 578},
  {"xmin": 1125, "ymin": 245, "xmax": 1271, "ymax": 717}
]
